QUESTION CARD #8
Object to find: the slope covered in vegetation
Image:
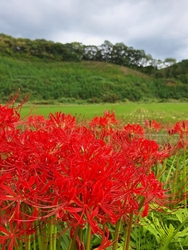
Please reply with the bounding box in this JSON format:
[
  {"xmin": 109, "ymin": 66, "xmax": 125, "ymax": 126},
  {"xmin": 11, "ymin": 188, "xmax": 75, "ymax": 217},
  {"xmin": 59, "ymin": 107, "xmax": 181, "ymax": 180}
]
[
  {"xmin": 1, "ymin": 33, "xmax": 188, "ymax": 103},
  {"xmin": 155, "ymin": 59, "xmax": 188, "ymax": 84},
  {"xmin": 1, "ymin": 55, "xmax": 188, "ymax": 103},
  {"xmin": 0, "ymin": 57, "xmax": 188, "ymax": 103}
]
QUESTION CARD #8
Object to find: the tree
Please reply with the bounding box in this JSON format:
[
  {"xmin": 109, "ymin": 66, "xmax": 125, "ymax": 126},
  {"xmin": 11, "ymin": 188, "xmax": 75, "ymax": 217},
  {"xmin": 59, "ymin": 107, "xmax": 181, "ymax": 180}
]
[
  {"xmin": 99, "ymin": 40, "xmax": 113, "ymax": 62},
  {"xmin": 111, "ymin": 43, "xmax": 128, "ymax": 65},
  {"xmin": 83, "ymin": 45, "xmax": 98, "ymax": 60},
  {"xmin": 164, "ymin": 58, "xmax": 176, "ymax": 67}
]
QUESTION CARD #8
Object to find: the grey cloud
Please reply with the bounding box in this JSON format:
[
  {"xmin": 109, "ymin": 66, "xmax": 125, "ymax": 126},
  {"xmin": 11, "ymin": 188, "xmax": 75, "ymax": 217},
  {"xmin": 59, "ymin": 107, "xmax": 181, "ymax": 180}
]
[{"xmin": 0, "ymin": 0, "xmax": 188, "ymax": 61}]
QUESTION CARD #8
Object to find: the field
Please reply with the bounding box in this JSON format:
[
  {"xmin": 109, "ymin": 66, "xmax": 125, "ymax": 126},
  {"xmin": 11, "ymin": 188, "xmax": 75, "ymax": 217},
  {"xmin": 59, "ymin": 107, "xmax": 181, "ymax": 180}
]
[{"xmin": 21, "ymin": 102, "xmax": 188, "ymax": 123}]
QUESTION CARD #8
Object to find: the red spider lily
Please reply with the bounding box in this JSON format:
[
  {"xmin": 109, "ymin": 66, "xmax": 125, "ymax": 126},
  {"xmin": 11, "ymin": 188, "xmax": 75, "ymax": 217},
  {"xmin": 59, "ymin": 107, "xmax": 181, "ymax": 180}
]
[
  {"xmin": 89, "ymin": 111, "xmax": 118, "ymax": 141},
  {"xmin": 0, "ymin": 132, "xmax": 63, "ymax": 219},
  {"xmin": 138, "ymin": 172, "xmax": 165, "ymax": 217},
  {"xmin": 171, "ymin": 120, "xmax": 188, "ymax": 138},
  {"xmin": 0, "ymin": 105, "xmax": 20, "ymax": 131},
  {"xmin": 25, "ymin": 115, "xmax": 46, "ymax": 130},
  {"xmin": 52, "ymin": 132, "xmax": 165, "ymax": 234},
  {"xmin": 89, "ymin": 111, "xmax": 118, "ymax": 128},
  {"xmin": 0, "ymin": 98, "xmax": 170, "ymax": 249},
  {"xmin": 0, "ymin": 220, "xmax": 35, "ymax": 250},
  {"xmin": 53, "ymin": 133, "xmax": 122, "ymax": 230},
  {"xmin": 103, "ymin": 111, "xmax": 118, "ymax": 125},
  {"xmin": 145, "ymin": 120, "xmax": 161, "ymax": 132},
  {"xmin": 1, "ymin": 113, "xmax": 166, "ymax": 227},
  {"xmin": 0, "ymin": 89, "xmax": 27, "ymax": 132},
  {"xmin": 111, "ymin": 123, "xmax": 145, "ymax": 149},
  {"xmin": 112, "ymin": 133, "xmax": 164, "ymax": 169},
  {"xmin": 0, "ymin": 173, "xmax": 45, "ymax": 223},
  {"xmin": 0, "ymin": 184, "xmax": 27, "ymax": 220},
  {"xmin": 93, "ymin": 227, "xmax": 113, "ymax": 250},
  {"xmin": 47, "ymin": 112, "xmax": 76, "ymax": 130},
  {"xmin": 111, "ymin": 162, "xmax": 165, "ymax": 217},
  {"xmin": 123, "ymin": 123, "xmax": 144, "ymax": 139},
  {"xmin": 167, "ymin": 121, "xmax": 188, "ymax": 150},
  {"xmin": 168, "ymin": 127, "xmax": 176, "ymax": 136}
]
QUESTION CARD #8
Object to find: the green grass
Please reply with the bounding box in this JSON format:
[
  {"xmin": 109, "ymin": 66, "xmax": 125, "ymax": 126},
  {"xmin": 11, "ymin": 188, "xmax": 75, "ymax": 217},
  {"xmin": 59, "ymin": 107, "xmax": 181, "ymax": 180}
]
[{"xmin": 20, "ymin": 102, "xmax": 188, "ymax": 123}]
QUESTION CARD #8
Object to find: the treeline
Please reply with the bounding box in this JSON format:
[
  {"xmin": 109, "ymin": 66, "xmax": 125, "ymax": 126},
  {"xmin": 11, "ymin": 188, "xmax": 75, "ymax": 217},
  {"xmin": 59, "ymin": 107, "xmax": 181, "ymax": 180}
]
[
  {"xmin": 1, "ymin": 56, "xmax": 188, "ymax": 103},
  {"xmin": 0, "ymin": 34, "xmax": 174, "ymax": 72},
  {"xmin": 155, "ymin": 59, "xmax": 188, "ymax": 84}
]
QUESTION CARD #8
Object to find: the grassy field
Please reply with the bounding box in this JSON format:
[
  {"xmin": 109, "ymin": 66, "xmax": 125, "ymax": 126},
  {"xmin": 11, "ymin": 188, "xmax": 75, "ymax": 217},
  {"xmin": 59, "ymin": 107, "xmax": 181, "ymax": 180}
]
[{"xmin": 20, "ymin": 102, "xmax": 188, "ymax": 123}]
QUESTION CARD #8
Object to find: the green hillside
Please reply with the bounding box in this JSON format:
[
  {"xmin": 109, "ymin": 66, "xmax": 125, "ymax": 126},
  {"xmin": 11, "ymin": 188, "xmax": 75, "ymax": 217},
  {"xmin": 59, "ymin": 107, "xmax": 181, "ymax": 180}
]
[
  {"xmin": 1, "ymin": 33, "xmax": 188, "ymax": 103},
  {"xmin": 155, "ymin": 59, "xmax": 188, "ymax": 84},
  {"xmin": 1, "ymin": 55, "xmax": 188, "ymax": 103}
]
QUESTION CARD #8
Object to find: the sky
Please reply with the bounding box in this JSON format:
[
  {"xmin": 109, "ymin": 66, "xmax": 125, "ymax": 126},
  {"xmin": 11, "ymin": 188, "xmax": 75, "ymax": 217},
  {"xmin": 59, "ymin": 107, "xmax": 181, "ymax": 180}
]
[{"xmin": 0, "ymin": 0, "xmax": 188, "ymax": 62}]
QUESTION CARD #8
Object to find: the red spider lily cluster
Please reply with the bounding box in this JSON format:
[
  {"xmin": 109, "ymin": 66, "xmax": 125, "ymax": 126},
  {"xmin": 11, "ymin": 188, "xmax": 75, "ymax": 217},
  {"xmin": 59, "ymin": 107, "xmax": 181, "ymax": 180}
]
[
  {"xmin": 145, "ymin": 119, "xmax": 161, "ymax": 132},
  {"xmin": 0, "ymin": 100, "xmax": 181, "ymax": 249}
]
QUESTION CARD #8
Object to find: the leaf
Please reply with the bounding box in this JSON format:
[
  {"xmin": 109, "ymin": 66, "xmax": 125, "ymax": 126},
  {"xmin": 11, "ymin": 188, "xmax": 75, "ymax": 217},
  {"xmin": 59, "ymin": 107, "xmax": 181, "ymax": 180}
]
[
  {"xmin": 174, "ymin": 208, "xmax": 188, "ymax": 223},
  {"xmin": 60, "ymin": 233, "xmax": 70, "ymax": 250},
  {"xmin": 130, "ymin": 225, "xmax": 159, "ymax": 250},
  {"xmin": 141, "ymin": 215, "xmax": 161, "ymax": 243},
  {"xmin": 165, "ymin": 223, "xmax": 175, "ymax": 242},
  {"xmin": 56, "ymin": 225, "xmax": 70, "ymax": 250}
]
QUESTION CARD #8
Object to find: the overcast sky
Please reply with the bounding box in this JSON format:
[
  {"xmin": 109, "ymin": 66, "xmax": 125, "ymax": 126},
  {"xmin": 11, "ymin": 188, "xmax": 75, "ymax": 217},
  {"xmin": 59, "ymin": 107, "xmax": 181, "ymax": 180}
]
[{"xmin": 0, "ymin": 0, "xmax": 188, "ymax": 62}]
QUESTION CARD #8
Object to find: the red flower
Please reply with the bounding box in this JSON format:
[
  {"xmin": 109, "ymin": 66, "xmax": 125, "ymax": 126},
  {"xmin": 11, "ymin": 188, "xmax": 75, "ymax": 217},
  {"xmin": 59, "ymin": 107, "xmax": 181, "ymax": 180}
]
[
  {"xmin": 47, "ymin": 112, "xmax": 76, "ymax": 130},
  {"xmin": 113, "ymin": 135, "xmax": 161, "ymax": 170},
  {"xmin": 172, "ymin": 120, "xmax": 188, "ymax": 138},
  {"xmin": 25, "ymin": 115, "xmax": 46, "ymax": 130},
  {"xmin": 90, "ymin": 111, "xmax": 118, "ymax": 128},
  {"xmin": 0, "ymin": 220, "xmax": 35, "ymax": 250},
  {"xmin": 0, "ymin": 99, "xmax": 168, "ymax": 249},
  {"xmin": 124, "ymin": 124, "xmax": 144, "ymax": 136},
  {"xmin": 145, "ymin": 120, "xmax": 161, "ymax": 132},
  {"xmin": 0, "ymin": 105, "xmax": 20, "ymax": 131}
]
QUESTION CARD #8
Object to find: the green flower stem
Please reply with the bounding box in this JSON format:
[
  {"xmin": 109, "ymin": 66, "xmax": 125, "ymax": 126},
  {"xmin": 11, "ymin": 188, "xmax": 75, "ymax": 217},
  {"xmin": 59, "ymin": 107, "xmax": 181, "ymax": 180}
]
[
  {"xmin": 22, "ymin": 203, "xmax": 31, "ymax": 250},
  {"xmin": 36, "ymin": 222, "xmax": 43, "ymax": 250},
  {"xmin": 49, "ymin": 219, "xmax": 57, "ymax": 250},
  {"xmin": 86, "ymin": 224, "xmax": 92, "ymax": 250},
  {"xmin": 123, "ymin": 212, "xmax": 133, "ymax": 250},
  {"xmin": 68, "ymin": 226, "xmax": 80, "ymax": 250},
  {"xmin": 33, "ymin": 235, "xmax": 37, "ymax": 250},
  {"xmin": 112, "ymin": 218, "xmax": 122, "ymax": 250},
  {"xmin": 18, "ymin": 244, "xmax": 23, "ymax": 250},
  {"xmin": 183, "ymin": 144, "xmax": 187, "ymax": 208},
  {"xmin": 57, "ymin": 240, "xmax": 61, "ymax": 250},
  {"xmin": 79, "ymin": 226, "xmax": 83, "ymax": 243},
  {"xmin": 155, "ymin": 159, "xmax": 167, "ymax": 186},
  {"xmin": 27, "ymin": 235, "xmax": 31, "ymax": 250},
  {"xmin": 165, "ymin": 157, "xmax": 176, "ymax": 183},
  {"xmin": 53, "ymin": 223, "xmax": 57, "ymax": 250},
  {"xmin": 171, "ymin": 156, "xmax": 179, "ymax": 208}
]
